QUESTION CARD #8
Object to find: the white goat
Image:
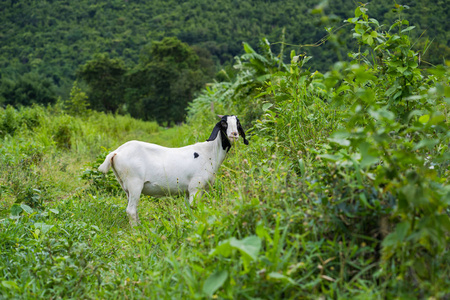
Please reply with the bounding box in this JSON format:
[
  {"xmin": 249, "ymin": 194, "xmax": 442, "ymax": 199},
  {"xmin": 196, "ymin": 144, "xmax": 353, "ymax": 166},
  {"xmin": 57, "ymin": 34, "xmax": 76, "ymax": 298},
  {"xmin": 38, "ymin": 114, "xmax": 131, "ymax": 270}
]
[{"xmin": 98, "ymin": 115, "xmax": 249, "ymax": 225}]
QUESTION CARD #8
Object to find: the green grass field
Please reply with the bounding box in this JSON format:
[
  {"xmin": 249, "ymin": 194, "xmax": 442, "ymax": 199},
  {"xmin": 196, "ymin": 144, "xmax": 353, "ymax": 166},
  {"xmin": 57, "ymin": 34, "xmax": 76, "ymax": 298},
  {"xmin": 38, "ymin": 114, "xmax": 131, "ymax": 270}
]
[
  {"xmin": 1, "ymin": 104, "xmax": 448, "ymax": 299},
  {"xmin": 1, "ymin": 108, "xmax": 330, "ymax": 299}
]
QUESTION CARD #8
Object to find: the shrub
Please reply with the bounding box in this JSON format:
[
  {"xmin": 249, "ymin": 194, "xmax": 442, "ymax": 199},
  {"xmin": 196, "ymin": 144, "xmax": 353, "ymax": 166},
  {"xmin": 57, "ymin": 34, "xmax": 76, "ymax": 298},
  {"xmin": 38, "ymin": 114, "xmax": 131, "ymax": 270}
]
[
  {"xmin": 318, "ymin": 5, "xmax": 450, "ymax": 294},
  {"xmin": 81, "ymin": 149, "xmax": 122, "ymax": 194}
]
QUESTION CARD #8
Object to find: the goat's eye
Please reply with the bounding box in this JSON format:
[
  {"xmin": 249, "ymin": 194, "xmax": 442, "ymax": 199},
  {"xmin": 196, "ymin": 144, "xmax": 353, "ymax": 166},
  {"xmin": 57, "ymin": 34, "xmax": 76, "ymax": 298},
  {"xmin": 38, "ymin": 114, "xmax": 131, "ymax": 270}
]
[{"xmin": 221, "ymin": 121, "xmax": 228, "ymax": 128}]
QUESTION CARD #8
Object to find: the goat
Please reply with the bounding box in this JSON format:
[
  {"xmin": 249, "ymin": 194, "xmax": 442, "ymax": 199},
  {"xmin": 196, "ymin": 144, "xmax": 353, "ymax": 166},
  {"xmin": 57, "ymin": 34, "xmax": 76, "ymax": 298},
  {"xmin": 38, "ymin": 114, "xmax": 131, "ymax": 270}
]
[{"xmin": 98, "ymin": 115, "xmax": 249, "ymax": 226}]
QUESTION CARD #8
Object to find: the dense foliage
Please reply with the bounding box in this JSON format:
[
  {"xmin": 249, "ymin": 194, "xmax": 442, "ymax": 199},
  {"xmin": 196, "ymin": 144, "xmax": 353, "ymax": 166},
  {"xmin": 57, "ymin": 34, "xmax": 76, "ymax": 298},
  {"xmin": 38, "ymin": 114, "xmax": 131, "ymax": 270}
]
[
  {"xmin": 187, "ymin": 3, "xmax": 450, "ymax": 297},
  {"xmin": 1, "ymin": 3, "xmax": 449, "ymax": 299}
]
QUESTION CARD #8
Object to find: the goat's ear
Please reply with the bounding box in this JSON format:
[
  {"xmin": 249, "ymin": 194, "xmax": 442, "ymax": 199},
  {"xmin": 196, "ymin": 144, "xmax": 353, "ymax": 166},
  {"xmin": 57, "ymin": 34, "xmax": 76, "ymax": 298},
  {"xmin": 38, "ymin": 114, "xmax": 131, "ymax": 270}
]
[
  {"xmin": 237, "ymin": 118, "xmax": 249, "ymax": 145},
  {"xmin": 206, "ymin": 122, "xmax": 222, "ymax": 142},
  {"xmin": 217, "ymin": 115, "xmax": 224, "ymax": 119}
]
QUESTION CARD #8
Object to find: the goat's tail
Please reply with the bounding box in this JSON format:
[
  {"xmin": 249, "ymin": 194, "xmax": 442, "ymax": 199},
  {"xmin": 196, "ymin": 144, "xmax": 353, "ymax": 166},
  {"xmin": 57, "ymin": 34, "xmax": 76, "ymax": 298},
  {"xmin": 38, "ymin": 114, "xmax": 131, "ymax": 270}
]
[{"xmin": 98, "ymin": 152, "xmax": 117, "ymax": 174}]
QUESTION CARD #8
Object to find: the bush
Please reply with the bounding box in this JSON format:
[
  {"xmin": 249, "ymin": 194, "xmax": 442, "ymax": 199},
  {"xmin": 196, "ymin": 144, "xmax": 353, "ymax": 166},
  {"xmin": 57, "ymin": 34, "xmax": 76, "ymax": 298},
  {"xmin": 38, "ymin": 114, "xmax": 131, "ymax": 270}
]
[
  {"xmin": 81, "ymin": 149, "xmax": 122, "ymax": 194},
  {"xmin": 317, "ymin": 5, "xmax": 450, "ymax": 295}
]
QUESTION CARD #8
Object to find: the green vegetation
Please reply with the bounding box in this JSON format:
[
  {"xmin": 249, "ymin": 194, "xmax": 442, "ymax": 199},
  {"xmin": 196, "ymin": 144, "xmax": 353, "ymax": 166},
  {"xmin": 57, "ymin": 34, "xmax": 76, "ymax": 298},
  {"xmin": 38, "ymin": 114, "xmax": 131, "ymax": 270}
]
[
  {"xmin": 1, "ymin": 3, "xmax": 450, "ymax": 299},
  {"xmin": 1, "ymin": 0, "xmax": 450, "ymax": 120}
]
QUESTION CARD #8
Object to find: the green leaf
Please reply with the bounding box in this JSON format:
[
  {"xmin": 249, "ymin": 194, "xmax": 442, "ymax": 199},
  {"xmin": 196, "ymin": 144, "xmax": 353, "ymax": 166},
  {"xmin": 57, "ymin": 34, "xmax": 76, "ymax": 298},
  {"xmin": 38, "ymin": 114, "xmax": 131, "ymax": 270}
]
[
  {"xmin": 369, "ymin": 108, "xmax": 395, "ymax": 121},
  {"xmin": 385, "ymin": 85, "xmax": 399, "ymax": 97},
  {"xmin": 34, "ymin": 223, "xmax": 54, "ymax": 234},
  {"xmin": 426, "ymin": 65, "xmax": 447, "ymax": 77},
  {"xmin": 362, "ymin": 34, "xmax": 374, "ymax": 46},
  {"xmin": 352, "ymin": 66, "xmax": 377, "ymax": 83},
  {"xmin": 359, "ymin": 193, "xmax": 374, "ymax": 209},
  {"xmin": 20, "ymin": 204, "xmax": 33, "ymax": 214},
  {"xmin": 318, "ymin": 154, "xmax": 342, "ymax": 161},
  {"xmin": 418, "ymin": 114, "xmax": 430, "ymax": 124},
  {"xmin": 397, "ymin": 66, "xmax": 408, "ymax": 74},
  {"xmin": 369, "ymin": 18, "xmax": 380, "ymax": 27},
  {"xmin": 311, "ymin": 7, "xmax": 323, "ymax": 14},
  {"xmin": 243, "ymin": 42, "xmax": 255, "ymax": 54},
  {"xmin": 209, "ymin": 240, "xmax": 233, "ymax": 258},
  {"xmin": 413, "ymin": 139, "xmax": 439, "ymax": 150},
  {"xmin": 256, "ymin": 222, "xmax": 272, "ymax": 243},
  {"xmin": 229, "ymin": 236, "xmax": 261, "ymax": 262},
  {"xmin": 203, "ymin": 270, "xmax": 228, "ymax": 297},
  {"xmin": 429, "ymin": 114, "xmax": 445, "ymax": 125},
  {"xmin": 407, "ymin": 109, "xmax": 425, "ymax": 121},
  {"xmin": 328, "ymin": 137, "xmax": 350, "ymax": 146},
  {"xmin": 10, "ymin": 204, "xmax": 22, "ymax": 216},
  {"xmin": 49, "ymin": 209, "xmax": 59, "ymax": 214},
  {"xmin": 401, "ymin": 26, "xmax": 415, "ymax": 33},
  {"xmin": 329, "ymin": 131, "xmax": 351, "ymax": 146},
  {"xmin": 393, "ymin": 90, "xmax": 402, "ymax": 100},
  {"xmin": 336, "ymin": 84, "xmax": 351, "ymax": 94},
  {"xmin": 382, "ymin": 222, "xmax": 409, "ymax": 250},
  {"xmin": 290, "ymin": 50, "xmax": 296, "ymax": 60},
  {"xmin": 347, "ymin": 17, "xmax": 359, "ymax": 24},
  {"xmin": 298, "ymin": 158, "xmax": 306, "ymax": 179},
  {"xmin": 209, "ymin": 236, "xmax": 261, "ymax": 271},
  {"xmin": 408, "ymin": 61, "xmax": 418, "ymax": 69},
  {"xmin": 262, "ymin": 103, "xmax": 273, "ymax": 111},
  {"xmin": 267, "ymin": 272, "xmax": 295, "ymax": 284},
  {"xmin": 394, "ymin": 222, "xmax": 409, "ymax": 241},
  {"xmin": 1, "ymin": 280, "xmax": 19, "ymax": 290},
  {"xmin": 389, "ymin": 23, "xmax": 399, "ymax": 32},
  {"xmin": 359, "ymin": 142, "xmax": 378, "ymax": 168},
  {"xmin": 413, "ymin": 259, "xmax": 429, "ymax": 279}
]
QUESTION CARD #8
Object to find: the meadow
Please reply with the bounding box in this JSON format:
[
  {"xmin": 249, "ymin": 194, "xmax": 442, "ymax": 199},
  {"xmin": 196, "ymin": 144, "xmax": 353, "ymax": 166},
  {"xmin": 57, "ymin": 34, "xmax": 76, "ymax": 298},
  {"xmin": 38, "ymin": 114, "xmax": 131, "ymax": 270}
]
[{"xmin": 1, "ymin": 5, "xmax": 450, "ymax": 299}]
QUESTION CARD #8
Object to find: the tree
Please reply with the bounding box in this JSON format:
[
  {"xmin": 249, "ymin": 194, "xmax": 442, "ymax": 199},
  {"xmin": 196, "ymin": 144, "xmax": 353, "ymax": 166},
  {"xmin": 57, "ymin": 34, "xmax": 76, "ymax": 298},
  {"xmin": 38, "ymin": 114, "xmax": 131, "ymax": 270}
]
[
  {"xmin": 77, "ymin": 54, "xmax": 127, "ymax": 113},
  {"xmin": 65, "ymin": 81, "xmax": 90, "ymax": 117},
  {"xmin": 0, "ymin": 73, "xmax": 57, "ymax": 107},
  {"xmin": 127, "ymin": 37, "xmax": 212, "ymax": 125}
]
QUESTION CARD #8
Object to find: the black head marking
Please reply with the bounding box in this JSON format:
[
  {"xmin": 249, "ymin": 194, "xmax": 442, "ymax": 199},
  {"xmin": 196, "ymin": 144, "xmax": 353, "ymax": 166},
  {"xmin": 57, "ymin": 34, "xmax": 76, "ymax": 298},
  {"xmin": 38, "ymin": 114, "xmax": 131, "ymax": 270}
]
[
  {"xmin": 206, "ymin": 115, "xmax": 249, "ymax": 151},
  {"xmin": 194, "ymin": 152, "xmax": 199, "ymax": 158},
  {"xmin": 236, "ymin": 117, "xmax": 249, "ymax": 145},
  {"xmin": 206, "ymin": 115, "xmax": 231, "ymax": 151}
]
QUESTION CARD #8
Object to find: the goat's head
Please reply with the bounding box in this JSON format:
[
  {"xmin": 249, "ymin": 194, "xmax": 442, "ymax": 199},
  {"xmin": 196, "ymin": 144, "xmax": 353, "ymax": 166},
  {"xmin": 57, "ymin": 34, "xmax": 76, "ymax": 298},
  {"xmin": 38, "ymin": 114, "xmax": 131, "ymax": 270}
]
[{"xmin": 207, "ymin": 115, "xmax": 249, "ymax": 151}]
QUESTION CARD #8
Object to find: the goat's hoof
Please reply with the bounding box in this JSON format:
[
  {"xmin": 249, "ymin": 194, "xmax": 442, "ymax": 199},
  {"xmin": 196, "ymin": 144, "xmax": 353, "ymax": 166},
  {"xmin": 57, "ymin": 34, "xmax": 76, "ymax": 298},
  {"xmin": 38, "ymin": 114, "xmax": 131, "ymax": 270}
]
[{"xmin": 129, "ymin": 220, "xmax": 140, "ymax": 227}]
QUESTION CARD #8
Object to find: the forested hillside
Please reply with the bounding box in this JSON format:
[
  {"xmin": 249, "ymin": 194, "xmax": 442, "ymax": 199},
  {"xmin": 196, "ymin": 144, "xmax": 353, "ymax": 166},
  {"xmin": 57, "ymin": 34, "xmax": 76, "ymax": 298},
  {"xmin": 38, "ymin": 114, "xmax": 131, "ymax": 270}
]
[{"xmin": 1, "ymin": 0, "xmax": 450, "ymax": 119}]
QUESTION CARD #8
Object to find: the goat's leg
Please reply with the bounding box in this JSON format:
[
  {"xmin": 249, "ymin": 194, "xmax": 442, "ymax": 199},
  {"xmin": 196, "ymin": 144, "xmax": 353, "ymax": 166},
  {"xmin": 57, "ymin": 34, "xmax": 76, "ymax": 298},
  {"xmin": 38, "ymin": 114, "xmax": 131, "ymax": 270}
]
[
  {"xmin": 188, "ymin": 192, "xmax": 196, "ymax": 206},
  {"xmin": 125, "ymin": 178, "xmax": 144, "ymax": 226},
  {"xmin": 188, "ymin": 180, "xmax": 205, "ymax": 206}
]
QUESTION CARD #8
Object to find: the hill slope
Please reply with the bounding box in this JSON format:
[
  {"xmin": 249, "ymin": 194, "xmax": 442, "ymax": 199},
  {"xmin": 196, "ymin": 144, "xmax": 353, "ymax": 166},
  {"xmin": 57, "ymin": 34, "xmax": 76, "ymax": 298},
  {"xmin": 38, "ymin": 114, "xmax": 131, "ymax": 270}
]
[{"xmin": 1, "ymin": 0, "xmax": 449, "ymax": 99}]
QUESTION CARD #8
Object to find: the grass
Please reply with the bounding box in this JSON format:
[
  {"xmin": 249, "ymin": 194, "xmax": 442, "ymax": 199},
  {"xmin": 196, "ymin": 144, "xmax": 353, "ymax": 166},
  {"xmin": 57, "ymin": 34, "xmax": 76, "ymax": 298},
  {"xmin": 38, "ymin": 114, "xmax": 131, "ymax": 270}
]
[
  {"xmin": 1, "ymin": 94, "xmax": 449, "ymax": 298},
  {"xmin": 0, "ymin": 109, "xmax": 387, "ymax": 299}
]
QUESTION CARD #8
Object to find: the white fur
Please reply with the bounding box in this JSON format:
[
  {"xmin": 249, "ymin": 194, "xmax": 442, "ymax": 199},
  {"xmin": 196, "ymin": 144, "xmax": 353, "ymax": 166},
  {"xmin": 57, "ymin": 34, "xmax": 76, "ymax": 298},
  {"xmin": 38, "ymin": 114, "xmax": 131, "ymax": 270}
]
[{"xmin": 98, "ymin": 116, "xmax": 242, "ymax": 226}]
